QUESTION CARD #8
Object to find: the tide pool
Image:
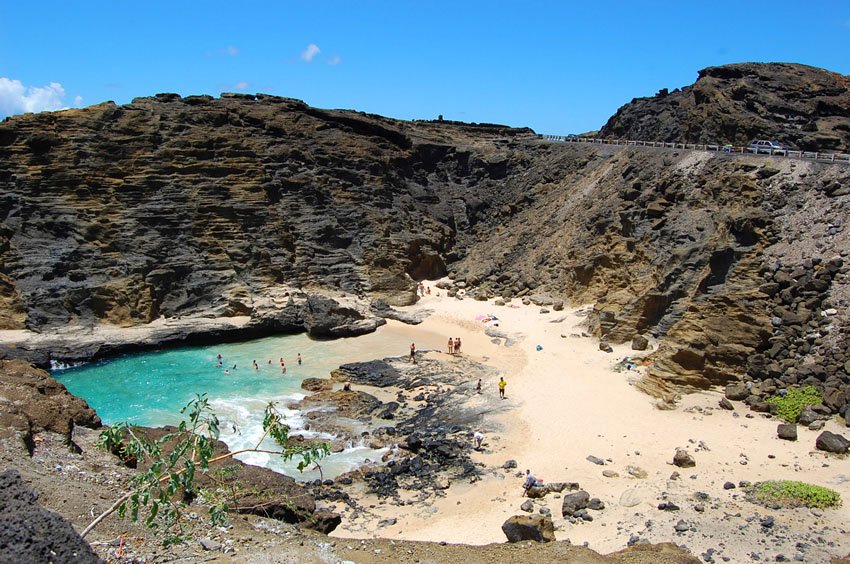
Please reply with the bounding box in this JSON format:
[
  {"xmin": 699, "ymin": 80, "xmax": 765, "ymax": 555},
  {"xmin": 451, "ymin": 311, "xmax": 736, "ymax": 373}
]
[{"xmin": 53, "ymin": 328, "xmax": 415, "ymax": 479}]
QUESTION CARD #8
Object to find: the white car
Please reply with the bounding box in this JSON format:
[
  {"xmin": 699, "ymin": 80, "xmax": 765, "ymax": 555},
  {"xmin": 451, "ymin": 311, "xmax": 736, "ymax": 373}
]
[{"xmin": 748, "ymin": 140, "xmax": 787, "ymax": 155}]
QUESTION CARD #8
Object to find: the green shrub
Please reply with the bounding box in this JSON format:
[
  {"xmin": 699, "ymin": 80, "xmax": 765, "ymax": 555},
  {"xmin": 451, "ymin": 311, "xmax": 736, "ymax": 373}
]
[
  {"xmin": 765, "ymin": 385, "xmax": 822, "ymax": 423},
  {"xmin": 753, "ymin": 480, "xmax": 841, "ymax": 509}
]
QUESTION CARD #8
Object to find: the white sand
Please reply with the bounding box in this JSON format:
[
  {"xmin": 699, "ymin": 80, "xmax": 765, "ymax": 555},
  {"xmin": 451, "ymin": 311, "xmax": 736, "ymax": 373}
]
[{"xmin": 333, "ymin": 287, "xmax": 850, "ymax": 561}]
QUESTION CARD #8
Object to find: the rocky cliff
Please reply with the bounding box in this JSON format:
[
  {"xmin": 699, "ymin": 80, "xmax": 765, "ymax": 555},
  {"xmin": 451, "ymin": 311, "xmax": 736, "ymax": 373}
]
[
  {"xmin": 600, "ymin": 63, "xmax": 850, "ymax": 152},
  {"xmin": 0, "ymin": 94, "xmax": 535, "ymax": 332},
  {"xmin": 2, "ymin": 65, "xmax": 850, "ymax": 414}
]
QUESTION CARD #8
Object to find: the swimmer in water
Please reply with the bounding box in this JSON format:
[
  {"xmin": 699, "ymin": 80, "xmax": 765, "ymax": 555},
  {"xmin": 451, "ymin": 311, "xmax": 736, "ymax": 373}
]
[{"xmin": 297, "ymin": 353, "xmax": 302, "ymax": 365}]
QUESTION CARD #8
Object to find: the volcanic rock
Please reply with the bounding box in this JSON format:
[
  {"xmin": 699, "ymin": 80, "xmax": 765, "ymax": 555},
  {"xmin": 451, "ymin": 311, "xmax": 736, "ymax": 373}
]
[
  {"xmin": 815, "ymin": 431, "xmax": 850, "ymax": 454},
  {"xmin": 0, "ymin": 469, "xmax": 101, "ymax": 563},
  {"xmin": 501, "ymin": 514, "xmax": 555, "ymax": 543}
]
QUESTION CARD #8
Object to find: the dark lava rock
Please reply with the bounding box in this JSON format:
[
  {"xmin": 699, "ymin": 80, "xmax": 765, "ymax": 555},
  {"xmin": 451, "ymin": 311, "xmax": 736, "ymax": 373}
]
[
  {"xmin": 797, "ymin": 407, "xmax": 820, "ymax": 426},
  {"xmin": 331, "ymin": 359, "xmax": 402, "ymax": 388},
  {"xmin": 673, "ymin": 448, "xmax": 696, "ymax": 468},
  {"xmin": 760, "ymin": 515, "xmax": 775, "ymax": 528},
  {"xmin": 777, "ymin": 424, "xmax": 798, "ymax": 441},
  {"xmin": 723, "ymin": 481, "xmax": 736, "ymax": 490},
  {"xmin": 501, "ymin": 514, "xmax": 555, "ymax": 543},
  {"xmin": 561, "ymin": 490, "xmax": 590, "ymax": 517},
  {"xmin": 0, "ymin": 469, "xmax": 102, "ymax": 563},
  {"xmin": 520, "ymin": 500, "xmax": 534, "ymax": 513},
  {"xmin": 587, "ymin": 498, "xmax": 605, "ymax": 510},
  {"xmin": 815, "ymin": 431, "xmax": 850, "ymax": 453},
  {"xmin": 586, "ymin": 455, "xmax": 605, "ymax": 465},
  {"xmin": 599, "ymin": 342, "xmax": 614, "ymax": 353},
  {"xmin": 674, "ymin": 519, "xmax": 689, "ymax": 533},
  {"xmin": 719, "ymin": 398, "xmax": 735, "ymax": 410},
  {"xmin": 725, "ymin": 383, "xmax": 749, "ymax": 401},
  {"xmin": 631, "ymin": 335, "xmax": 649, "ymax": 351},
  {"xmin": 502, "ymin": 459, "xmax": 518, "ymax": 469}
]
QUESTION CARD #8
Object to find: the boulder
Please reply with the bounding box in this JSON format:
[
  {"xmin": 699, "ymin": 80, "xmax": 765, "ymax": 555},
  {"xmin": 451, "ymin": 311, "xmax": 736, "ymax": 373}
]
[
  {"xmin": 561, "ymin": 490, "xmax": 590, "ymax": 517},
  {"xmin": 777, "ymin": 424, "xmax": 797, "ymax": 441},
  {"xmin": 501, "ymin": 514, "xmax": 555, "ymax": 543},
  {"xmin": 718, "ymin": 398, "xmax": 734, "ymax": 410},
  {"xmin": 599, "ymin": 342, "xmax": 614, "ymax": 353},
  {"xmin": 631, "ymin": 335, "xmax": 649, "ymax": 351},
  {"xmin": 725, "ymin": 383, "xmax": 749, "ymax": 401},
  {"xmin": 0, "ymin": 469, "xmax": 101, "ymax": 563},
  {"xmin": 797, "ymin": 407, "xmax": 820, "ymax": 426},
  {"xmin": 815, "ymin": 431, "xmax": 850, "ymax": 454},
  {"xmin": 520, "ymin": 500, "xmax": 534, "ymax": 513},
  {"xmin": 672, "ymin": 448, "xmax": 695, "ymax": 468}
]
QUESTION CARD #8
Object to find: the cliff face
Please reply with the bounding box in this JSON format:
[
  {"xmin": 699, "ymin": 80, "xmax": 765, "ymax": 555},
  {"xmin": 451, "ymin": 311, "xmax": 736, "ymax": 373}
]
[
  {"xmin": 600, "ymin": 63, "xmax": 850, "ymax": 152},
  {"xmin": 1, "ymin": 65, "xmax": 850, "ymax": 411},
  {"xmin": 0, "ymin": 94, "xmax": 536, "ymax": 329}
]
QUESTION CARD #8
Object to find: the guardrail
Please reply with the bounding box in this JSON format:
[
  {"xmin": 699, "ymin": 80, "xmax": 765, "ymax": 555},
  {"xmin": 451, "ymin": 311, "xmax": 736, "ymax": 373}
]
[{"xmin": 539, "ymin": 135, "xmax": 850, "ymax": 165}]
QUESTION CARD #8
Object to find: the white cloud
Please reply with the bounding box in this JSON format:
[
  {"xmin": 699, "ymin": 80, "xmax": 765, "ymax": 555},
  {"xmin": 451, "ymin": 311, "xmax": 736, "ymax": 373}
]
[
  {"xmin": 235, "ymin": 81, "xmax": 250, "ymax": 91},
  {"xmin": 225, "ymin": 45, "xmax": 239, "ymax": 56},
  {"xmin": 327, "ymin": 54, "xmax": 342, "ymax": 66},
  {"xmin": 301, "ymin": 43, "xmax": 320, "ymax": 63},
  {"xmin": 0, "ymin": 77, "xmax": 68, "ymax": 117},
  {"xmin": 74, "ymin": 95, "xmax": 83, "ymax": 107}
]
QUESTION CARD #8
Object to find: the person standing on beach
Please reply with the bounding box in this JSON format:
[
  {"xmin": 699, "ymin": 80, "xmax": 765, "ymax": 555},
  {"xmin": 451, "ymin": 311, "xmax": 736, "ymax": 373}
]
[
  {"xmin": 409, "ymin": 342, "xmax": 417, "ymax": 364},
  {"xmin": 447, "ymin": 337, "xmax": 454, "ymax": 354},
  {"xmin": 498, "ymin": 377, "xmax": 506, "ymax": 399},
  {"xmin": 475, "ymin": 379, "xmax": 482, "ymax": 394},
  {"xmin": 455, "ymin": 337, "xmax": 462, "ymax": 354}
]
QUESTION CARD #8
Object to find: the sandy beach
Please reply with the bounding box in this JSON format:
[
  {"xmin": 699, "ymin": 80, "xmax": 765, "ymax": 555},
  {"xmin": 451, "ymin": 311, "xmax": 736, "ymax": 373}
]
[{"xmin": 332, "ymin": 284, "xmax": 850, "ymax": 561}]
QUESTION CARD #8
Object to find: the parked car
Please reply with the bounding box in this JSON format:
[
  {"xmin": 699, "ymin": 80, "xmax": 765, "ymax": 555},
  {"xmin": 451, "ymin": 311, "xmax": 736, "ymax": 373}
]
[{"xmin": 748, "ymin": 139, "xmax": 787, "ymax": 155}]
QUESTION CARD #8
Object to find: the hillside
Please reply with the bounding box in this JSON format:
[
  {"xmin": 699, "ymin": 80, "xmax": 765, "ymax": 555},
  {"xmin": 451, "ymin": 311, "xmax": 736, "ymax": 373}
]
[{"xmin": 600, "ymin": 62, "xmax": 850, "ymax": 152}]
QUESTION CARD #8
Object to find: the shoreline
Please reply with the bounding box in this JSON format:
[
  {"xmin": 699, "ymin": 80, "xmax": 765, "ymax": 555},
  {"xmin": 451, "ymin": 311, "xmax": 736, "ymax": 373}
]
[{"xmin": 2, "ymin": 287, "xmax": 849, "ymax": 562}]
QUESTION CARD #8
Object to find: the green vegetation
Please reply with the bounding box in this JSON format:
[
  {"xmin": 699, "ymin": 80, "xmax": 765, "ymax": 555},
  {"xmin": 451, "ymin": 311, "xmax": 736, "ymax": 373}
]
[
  {"xmin": 765, "ymin": 385, "xmax": 822, "ymax": 423},
  {"xmin": 753, "ymin": 480, "xmax": 841, "ymax": 509},
  {"xmin": 82, "ymin": 394, "xmax": 328, "ymax": 544}
]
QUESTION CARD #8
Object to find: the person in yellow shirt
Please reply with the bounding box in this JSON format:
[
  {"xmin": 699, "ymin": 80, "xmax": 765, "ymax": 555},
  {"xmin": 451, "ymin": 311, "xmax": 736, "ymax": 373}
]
[{"xmin": 498, "ymin": 376, "xmax": 506, "ymax": 399}]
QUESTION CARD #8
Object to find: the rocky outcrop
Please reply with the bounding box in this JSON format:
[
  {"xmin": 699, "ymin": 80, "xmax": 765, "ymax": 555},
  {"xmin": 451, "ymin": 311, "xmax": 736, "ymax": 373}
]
[
  {"xmin": 600, "ymin": 63, "xmax": 850, "ymax": 152},
  {"xmin": 0, "ymin": 469, "xmax": 102, "ymax": 563},
  {"xmin": 0, "ymin": 95, "xmax": 534, "ymax": 336},
  {"xmin": 0, "ymin": 360, "xmax": 100, "ymax": 450}
]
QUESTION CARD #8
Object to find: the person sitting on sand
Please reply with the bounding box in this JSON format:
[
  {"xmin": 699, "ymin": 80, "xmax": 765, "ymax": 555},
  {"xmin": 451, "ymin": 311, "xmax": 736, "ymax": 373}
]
[
  {"xmin": 447, "ymin": 337, "xmax": 454, "ymax": 354},
  {"xmin": 498, "ymin": 376, "xmax": 506, "ymax": 399},
  {"xmin": 473, "ymin": 431, "xmax": 484, "ymax": 450}
]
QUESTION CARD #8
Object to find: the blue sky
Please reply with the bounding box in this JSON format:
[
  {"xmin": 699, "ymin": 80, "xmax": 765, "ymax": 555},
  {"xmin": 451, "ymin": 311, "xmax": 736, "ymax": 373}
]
[{"xmin": 1, "ymin": 1, "xmax": 848, "ymax": 133}]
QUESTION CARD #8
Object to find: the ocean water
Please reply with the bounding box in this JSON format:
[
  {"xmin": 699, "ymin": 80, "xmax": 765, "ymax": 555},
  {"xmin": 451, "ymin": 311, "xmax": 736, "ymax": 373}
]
[{"xmin": 53, "ymin": 329, "xmax": 415, "ymax": 480}]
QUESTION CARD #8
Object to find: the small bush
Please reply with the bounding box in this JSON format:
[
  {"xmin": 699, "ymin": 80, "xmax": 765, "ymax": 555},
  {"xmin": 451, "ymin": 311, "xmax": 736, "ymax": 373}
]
[
  {"xmin": 765, "ymin": 386, "xmax": 822, "ymax": 423},
  {"xmin": 753, "ymin": 480, "xmax": 841, "ymax": 509}
]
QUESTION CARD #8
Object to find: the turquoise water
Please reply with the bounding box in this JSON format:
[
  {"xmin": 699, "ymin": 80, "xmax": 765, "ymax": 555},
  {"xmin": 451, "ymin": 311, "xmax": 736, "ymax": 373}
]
[{"xmin": 53, "ymin": 329, "xmax": 415, "ymax": 479}]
